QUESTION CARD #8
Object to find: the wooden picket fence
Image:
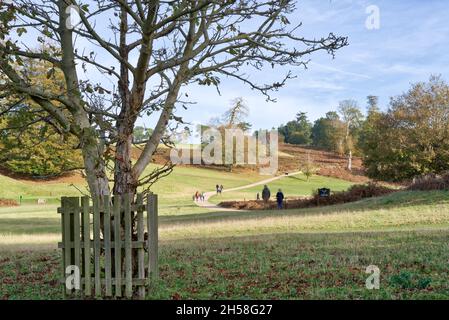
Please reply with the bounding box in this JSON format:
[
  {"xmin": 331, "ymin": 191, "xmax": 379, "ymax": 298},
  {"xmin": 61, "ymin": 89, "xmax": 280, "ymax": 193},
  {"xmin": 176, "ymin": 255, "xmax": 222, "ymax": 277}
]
[{"xmin": 58, "ymin": 193, "xmax": 158, "ymax": 299}]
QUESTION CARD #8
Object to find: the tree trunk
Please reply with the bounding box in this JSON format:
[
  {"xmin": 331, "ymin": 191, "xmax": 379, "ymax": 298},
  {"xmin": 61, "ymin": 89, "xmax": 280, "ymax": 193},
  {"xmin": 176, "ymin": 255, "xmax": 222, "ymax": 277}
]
[
  {"xmin": 113, "ymin": 126, "xmax": 136, "ymax": 195},
  {"xmin": 347, "ymin": 150, "xmax": 352, "ymax": 171}
]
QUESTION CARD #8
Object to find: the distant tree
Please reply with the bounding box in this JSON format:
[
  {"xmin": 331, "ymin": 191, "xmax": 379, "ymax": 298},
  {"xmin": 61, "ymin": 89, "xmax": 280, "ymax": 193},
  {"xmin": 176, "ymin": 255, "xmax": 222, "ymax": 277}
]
[
  {"xmin": 366, "ymin": 95, "xmax": 380, "ymax": 114},
  {"xmin": 311, "ymin": 111, "xmax": 345, "ymax": 152},
  {"xmin": 337, "ymin": 100, "xmax": 364, "ymax": 171},
  {"xmin": 133, "ymin": 126, "xmax": 153, "ymax": 143},
  {"xmin": 301, "ymin": 151, "xmax": 318, "ymax": 181},
  {"xmin": 358, "ymin": 95, "xmax": 382, "ymax": 161},
  {"xmin": 361, "ymin": 76, "xmax": 449, "ymax": 181},
  {"xmin": 278, "ymin": 111, "xmax": 312, "ymax": 145},
  {"xmin": 202, "ymin": 98, "xmax": 252, "ymax": 171},
  {"xmin": 223, "ymin": 97, "xmax": 250, "ymax": 131}
]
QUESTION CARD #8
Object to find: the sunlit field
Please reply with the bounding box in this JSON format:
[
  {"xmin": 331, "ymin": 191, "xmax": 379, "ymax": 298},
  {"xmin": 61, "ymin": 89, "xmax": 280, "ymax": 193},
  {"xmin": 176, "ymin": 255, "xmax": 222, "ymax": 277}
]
[{"xmin": 1, "ymin": 165, "xmax": 449, "ymax": 299}]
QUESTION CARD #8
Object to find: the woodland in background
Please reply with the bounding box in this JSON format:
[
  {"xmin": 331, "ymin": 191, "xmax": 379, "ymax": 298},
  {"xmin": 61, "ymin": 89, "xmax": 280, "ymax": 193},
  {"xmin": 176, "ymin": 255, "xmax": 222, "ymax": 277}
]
[{"xmin": 278, "ymin": 76, "xmax": 449, "ymax": 181}]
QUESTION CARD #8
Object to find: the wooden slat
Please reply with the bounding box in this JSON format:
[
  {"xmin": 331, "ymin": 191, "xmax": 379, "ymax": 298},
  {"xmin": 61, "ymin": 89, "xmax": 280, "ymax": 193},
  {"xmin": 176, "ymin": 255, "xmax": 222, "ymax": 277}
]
[
  {"xmin": 63, "ymin": 197, "xmax": 80, "ymax": 295},
  {"xmin": 72, "ymin": 197, "xmax": 81, "ymax": 296},
  {"xmin": 103, "ymin": 195, "xmax": 112, "ymax": 297},
  {"xmin": 63, "ymin": 198, "xmax": 73, "ymax": 295},
  {"xmin": 113, "ymin": 196, "xmax": 122, "ymax": 297},
  {"xmin": 81, "ymin": 196, "xmax": 91, "ymax": 296},
  {"xmin": 93, "ymin": 196, "xmax": 101, "ymax": 296},
  {"xmin": 136, "ymin": 194, "xmax": 145, "ymax": 299},
  {"xmin": 147, "ymin": 193, "xmax": 159, "ymax": 281},
  {"xmin": 124, "ymin": 193, "xmax": 133, "ymax": 298},
  {"xmin": 60, "ymin": 197, "xmax": 67, "ymax": 297}
]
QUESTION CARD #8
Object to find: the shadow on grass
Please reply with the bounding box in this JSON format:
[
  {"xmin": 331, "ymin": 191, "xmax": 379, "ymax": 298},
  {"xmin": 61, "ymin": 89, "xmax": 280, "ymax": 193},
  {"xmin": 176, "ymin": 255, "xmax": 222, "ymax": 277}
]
[{"xmin": 0, "ymin": 217, "xmax": 60, "ymax": 234}]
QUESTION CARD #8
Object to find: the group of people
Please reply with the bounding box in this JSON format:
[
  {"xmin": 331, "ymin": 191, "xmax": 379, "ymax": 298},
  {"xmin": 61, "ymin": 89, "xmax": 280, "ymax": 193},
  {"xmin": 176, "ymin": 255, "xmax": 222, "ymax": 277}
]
[
  {"xmin": 193, "ymin": 183, "xmax": 285, "ymax": 209},
  {"xmin": 216, "ymin": 184, "xmax": 224, "ymax": 194},
  {"xmin": 193, "ymin": 184, "xmax": 224, "ymax": 203},
  {"xmin": 258, "ymin": 185, "xmax": 285, "ymax": 209},
  {"xmin": 193, "ymin": 191, "xmax": 205, "ymax": 202}
]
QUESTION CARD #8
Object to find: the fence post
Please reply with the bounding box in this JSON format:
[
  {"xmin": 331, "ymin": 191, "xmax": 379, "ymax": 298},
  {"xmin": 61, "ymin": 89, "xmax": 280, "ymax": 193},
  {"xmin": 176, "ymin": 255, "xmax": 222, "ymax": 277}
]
[
  {"xmin": 93, "ymin": 196, "xmax": 101, "ymax": 297},
  {"xmin": 124, "ymin": 193, "xmax": 133, "ymax": 298},
  {"xmin": 103, "ymin": 195, "xmax": 112, "ymax": 297},
  {"xmin": 73, "ymin": 198, "xmax": 81, "ymax": 297},
  {"xmin": 60, "ymin": 197, "xmax": 67, "ymax": 297},
  {"xmin": 61, "ymin": 197, "xmax": 80, "ymax": 296},
  {"xmin": 81, "ymin": 196, "xmax": 91, "ymax": 296},
  {"xmin": 113, "ymin": 195, "xmax": 122, "ymax": 297},
  {"xmin": 147, "ymin": 193, "xmax": 159, "ymax": 282},
  {"xmin": 136, "ymin": 194, "xmax": 146, "ymax": 299}
]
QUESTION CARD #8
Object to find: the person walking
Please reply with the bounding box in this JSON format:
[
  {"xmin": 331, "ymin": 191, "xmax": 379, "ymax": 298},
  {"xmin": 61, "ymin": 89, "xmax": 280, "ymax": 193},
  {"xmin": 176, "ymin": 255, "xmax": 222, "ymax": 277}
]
[
  {"xmin": 216, "ymin": 184, "xmax": 220, "ymax": 194},
  {"xmin": 276, "ymin": 189, "xmax": 285, "ymax": 209},
  {"xmin": 262, "ymin": 185, "xmax": 271, "ymax": 206},
  {"xmin": 195, "ymin": 191, "xmax": 200, "ymax": 202},
  {"xmin": 201, "ymin": 192, "xmax": 205, "ymax": 202},
  {"xmin": 219, "ymin": 184, "xmax": 224, "ymax": 194}
]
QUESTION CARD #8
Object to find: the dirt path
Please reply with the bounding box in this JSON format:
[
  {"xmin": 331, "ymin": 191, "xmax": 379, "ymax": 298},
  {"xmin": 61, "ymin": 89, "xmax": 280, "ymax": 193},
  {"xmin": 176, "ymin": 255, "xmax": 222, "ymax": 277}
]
[{"xmin": 194, "ymin": 171, "xmax": 302, "ymax": 211}]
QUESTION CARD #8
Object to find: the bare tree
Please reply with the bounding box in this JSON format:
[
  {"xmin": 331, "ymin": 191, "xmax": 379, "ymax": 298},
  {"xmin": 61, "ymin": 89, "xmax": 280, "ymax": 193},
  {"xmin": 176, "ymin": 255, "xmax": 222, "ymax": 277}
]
[
  {"xmin": 0, "ymin": 0, "xmax": 347, "ymax": 198},
  {"xmin": 338, "ymin": 100, "xmax": 363, "ymax": 171},
  {"xmin": 223, "ymin": 97, "xmax": 249, "ymax": 128}
]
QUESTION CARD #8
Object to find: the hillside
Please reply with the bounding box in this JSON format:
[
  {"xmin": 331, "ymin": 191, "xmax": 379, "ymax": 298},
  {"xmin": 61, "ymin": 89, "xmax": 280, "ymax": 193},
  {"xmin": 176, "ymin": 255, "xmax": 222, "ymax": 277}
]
[
  {"xmin": 135, "ymin": 143, "xmax": 369, "ymax": 183},
  {"xmin": 278, "ymin": 144, "xmax": 367, "ymax": 182},
  {"xmin": 0, "ymin": 142, "xmax": 369, "ymax": 209}
]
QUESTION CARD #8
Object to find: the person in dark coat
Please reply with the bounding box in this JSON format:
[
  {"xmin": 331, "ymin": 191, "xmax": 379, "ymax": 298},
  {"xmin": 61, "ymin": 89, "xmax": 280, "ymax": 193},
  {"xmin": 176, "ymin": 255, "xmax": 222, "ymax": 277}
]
[
  {"xmin": 262, "ymin": 185, "xmax": 271, "ymax": 204},
  {"xmin": 276, "ymin": 189, "xmax": 285, "ymax": 209}
]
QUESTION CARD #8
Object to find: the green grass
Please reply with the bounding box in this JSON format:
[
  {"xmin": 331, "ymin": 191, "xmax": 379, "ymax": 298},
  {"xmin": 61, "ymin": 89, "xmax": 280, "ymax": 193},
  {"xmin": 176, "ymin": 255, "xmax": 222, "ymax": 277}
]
[
  {"xmin": 0, "ymin": 165, "xmax": 266, "ymax": 214},
  {"xmin": 209, "ymin": 174, "xmax": 354, "ymax": 204},
  {"xmin": 1, "ymin": 189, "xmax": 449, "ymax": 249},
  {"xmin": 142, "ymin": 165, "xmax": 266, "ymax": 216},
  {"xmin": 1, "ymin": 229, "xmax": 449, "ymax": 299},
  {"xmin": 1, "ymin": 165, "xmax": 449, "ymax": 299},
  {"xmin": 0, "ymin": 167, "xmax": 355, "ymax": 243}
]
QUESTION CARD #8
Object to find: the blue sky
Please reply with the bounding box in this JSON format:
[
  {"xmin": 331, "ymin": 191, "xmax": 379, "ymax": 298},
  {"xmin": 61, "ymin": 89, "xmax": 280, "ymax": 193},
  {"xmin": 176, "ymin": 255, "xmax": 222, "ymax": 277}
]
[
  {"xmin": 18, "ymin": 1, "xmax": 448, "ymax": 131},
  {"xmin": 161, "ymin": 0, "xmax": 449, "ymax": 131}
]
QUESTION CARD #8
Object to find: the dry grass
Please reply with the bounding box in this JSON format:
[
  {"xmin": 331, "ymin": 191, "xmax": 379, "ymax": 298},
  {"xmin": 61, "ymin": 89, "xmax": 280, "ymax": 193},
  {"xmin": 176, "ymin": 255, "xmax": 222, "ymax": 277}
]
[
  {"xmin": 0, "ymin": 199, "xmax": 18, "ymax": 207},
  {"xmin": 0, "ymin": 233, "xmax": 59, "ymax": 251}
]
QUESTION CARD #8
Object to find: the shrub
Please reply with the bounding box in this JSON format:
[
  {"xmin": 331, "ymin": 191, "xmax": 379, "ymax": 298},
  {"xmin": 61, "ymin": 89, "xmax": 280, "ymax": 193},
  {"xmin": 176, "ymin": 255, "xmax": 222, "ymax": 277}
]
[
  {"xmin": 219, "ymin": 183, "xmax": 395, "ymax": 210},
  {"xmin": 408, "ymin": 172, "xmax": 449, "ymax": 191}
]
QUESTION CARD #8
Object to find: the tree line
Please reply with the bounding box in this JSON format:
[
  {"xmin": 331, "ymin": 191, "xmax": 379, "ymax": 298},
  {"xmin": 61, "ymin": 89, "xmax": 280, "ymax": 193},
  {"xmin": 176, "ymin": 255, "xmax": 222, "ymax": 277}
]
[{"xmin": 278, "ymin": 76, "xmax": 449, "ymax": 181}]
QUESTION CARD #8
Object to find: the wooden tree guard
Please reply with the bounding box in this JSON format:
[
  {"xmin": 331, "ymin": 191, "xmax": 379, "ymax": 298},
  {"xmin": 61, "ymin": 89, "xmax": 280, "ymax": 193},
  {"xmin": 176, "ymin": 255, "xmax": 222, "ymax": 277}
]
[{"xmin": 58, "ymin": 193, "xmax": 159, "ymax": 299}]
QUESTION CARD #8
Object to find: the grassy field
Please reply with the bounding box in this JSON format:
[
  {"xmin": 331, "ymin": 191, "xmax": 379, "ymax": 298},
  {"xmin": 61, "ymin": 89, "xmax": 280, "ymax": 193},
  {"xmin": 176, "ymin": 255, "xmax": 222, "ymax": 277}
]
[
  {"xmin": 1, "ymin": 165, "xmax": 449, "ymax": 299},
  {"xmin": 0, "ymin": 167, "xmax": 355, "ymax": 249},
  {"xmin": 1, "ymin": 229, "xmax": 448, "ymax": 299},
  {"xmin": 0, "ymin": 165, "xmax": 266, "ymax": 211},
  {"xmin": 1, "ymin": 188, "xmax": 449, "ymax": 299},
  {"xmin": 209, "ymin": 173, "xmax": 354, "ymax": 204}
]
